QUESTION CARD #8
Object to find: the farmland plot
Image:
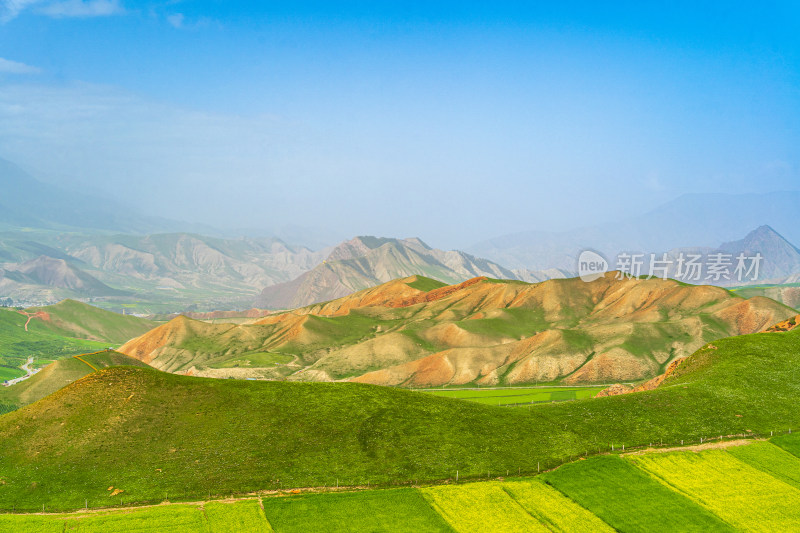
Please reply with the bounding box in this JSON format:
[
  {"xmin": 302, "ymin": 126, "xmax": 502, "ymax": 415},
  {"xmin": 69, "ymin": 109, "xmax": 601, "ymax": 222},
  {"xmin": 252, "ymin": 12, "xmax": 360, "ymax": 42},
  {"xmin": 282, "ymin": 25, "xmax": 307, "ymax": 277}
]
[
  {"xmin": 205, "ymin": 499, "xmax": 272, "ymax": 532},
  {"xmin": 502, "ymin": 480, "xmax": 613, "ymax": 532},
  {"xmin": 542, "ymin": 456, "xmax": 734, "ymax": 532},
  {"xmin": 421, "ymin": 483, "xmax": 548, "ymax": 533},
  {"xmin": 727, "ymin": 441, "xmax": 800, "ymax": 490},
  {"xmin": 630, "ymin": 449, "xmax": 800, "ymax": 532},
  {"xmin": 262, "ymin": 488, "xmax": 452, "ymax": 532},
  {"xmin": 72, "ymin": 505, "xmax": 206, "ymax": 532}
]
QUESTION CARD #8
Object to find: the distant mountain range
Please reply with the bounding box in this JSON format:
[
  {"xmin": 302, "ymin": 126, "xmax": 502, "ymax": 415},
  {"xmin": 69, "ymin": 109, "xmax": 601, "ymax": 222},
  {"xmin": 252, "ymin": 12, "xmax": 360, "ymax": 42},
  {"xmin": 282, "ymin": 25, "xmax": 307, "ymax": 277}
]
[
  {"xmin": 1, "ymin": 225, "xmax": 798, "ymax": 312},
  {"xmin": 469, "ymin": 191, "xmax": 800, "ymax": 271},
  {"xmin": 0, "ymin": 231, "xmax": 326, "ymax": 309},
  {"xmin": 618, "ymin": 225, "xmax": 800, "ymax": 287},
  {"xmin": 255, "ymin": 236, "xmax": 563, "ymax": 309},
  {"xmin": 1, "ymin": 156, "xmax": 799, "ymax": 312}
]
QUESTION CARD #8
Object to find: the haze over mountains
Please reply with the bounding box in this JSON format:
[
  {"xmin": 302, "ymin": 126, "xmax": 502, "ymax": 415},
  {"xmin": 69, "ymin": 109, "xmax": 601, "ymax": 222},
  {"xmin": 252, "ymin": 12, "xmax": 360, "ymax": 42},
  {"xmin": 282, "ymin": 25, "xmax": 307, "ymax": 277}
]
[
  {"xmin": 2, "ymin": 157, "xmax": 800, "ymax": 312},
  {"xmin": 469, "ymin": 192, "xmax": 800, "ymax": 271}
]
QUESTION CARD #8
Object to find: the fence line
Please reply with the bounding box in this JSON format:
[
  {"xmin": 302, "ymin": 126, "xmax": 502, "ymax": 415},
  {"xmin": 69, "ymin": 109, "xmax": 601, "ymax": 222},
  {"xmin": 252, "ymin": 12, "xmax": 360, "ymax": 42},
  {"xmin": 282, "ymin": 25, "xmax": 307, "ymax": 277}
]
[{"xmin": 0, "ymin": 427, "xmax": 794, "ymax": 514}]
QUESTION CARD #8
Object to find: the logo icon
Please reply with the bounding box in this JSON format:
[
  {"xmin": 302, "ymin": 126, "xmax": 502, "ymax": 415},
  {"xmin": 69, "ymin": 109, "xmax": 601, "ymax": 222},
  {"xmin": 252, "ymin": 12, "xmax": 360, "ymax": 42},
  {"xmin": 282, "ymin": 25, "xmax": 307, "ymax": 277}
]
[{"xmin": 578, "ymin": 250, "xmax": 608, "ymax": 282}]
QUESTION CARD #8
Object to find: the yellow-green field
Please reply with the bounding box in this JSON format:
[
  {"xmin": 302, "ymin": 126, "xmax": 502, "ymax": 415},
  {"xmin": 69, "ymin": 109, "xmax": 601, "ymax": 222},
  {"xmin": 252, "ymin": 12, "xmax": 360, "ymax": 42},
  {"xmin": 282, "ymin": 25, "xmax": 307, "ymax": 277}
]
[
  {"xmin": 630, "ymin": 449, "xmax": 800, "ymax": 531},
  {"xmin": 6, "ymin": 439, "xmax": 800, "ymax": 532},
  {"xmin": 419, "ymin": 386, "xmax": 606, "ymax": 406}
]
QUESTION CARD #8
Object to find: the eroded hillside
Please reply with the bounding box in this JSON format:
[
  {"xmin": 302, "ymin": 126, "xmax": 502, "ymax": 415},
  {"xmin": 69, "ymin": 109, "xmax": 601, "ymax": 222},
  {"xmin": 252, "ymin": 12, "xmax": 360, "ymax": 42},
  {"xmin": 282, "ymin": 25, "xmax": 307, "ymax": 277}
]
[{"xmin": 120, "ymin": 273, "xmax": 796, "ymax": 386}]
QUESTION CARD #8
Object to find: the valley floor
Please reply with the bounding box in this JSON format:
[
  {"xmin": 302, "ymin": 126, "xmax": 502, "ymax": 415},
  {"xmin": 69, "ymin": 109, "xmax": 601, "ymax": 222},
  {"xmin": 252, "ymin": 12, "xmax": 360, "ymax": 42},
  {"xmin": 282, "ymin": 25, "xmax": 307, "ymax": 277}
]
[{"xmin": 4, "ymin": 435, "xmax": 800, "ymax": 532}]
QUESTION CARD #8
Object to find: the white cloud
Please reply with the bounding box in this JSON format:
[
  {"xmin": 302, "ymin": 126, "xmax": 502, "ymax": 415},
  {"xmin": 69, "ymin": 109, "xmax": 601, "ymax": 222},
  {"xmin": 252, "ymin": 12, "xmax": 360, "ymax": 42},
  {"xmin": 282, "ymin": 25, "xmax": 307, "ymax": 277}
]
[
  {"xmin": 0, "ymin": 0, "xmax": 43, "ymax": 21},
  {"xmin": 37, "ymin": 0, "xmax": 125, "ymax": 18},
  {"xmin": 166, "ymin": 12, "xmax": 182, "ymax": 28},
  {"xmin": 0, "ymin": 57, "xmax": 41, "ymax": 74},
  {"xmin": 166, "ymin": 12, "xmax": 212, "ymax": 30}
]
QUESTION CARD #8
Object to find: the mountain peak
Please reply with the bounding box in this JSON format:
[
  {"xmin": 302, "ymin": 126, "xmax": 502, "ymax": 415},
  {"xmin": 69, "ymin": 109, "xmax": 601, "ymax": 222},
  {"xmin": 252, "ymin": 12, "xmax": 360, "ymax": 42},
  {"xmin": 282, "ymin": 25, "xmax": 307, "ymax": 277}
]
[{"xmin": 721, "ymin": 225, "xmax": 798, "ymax": 253}]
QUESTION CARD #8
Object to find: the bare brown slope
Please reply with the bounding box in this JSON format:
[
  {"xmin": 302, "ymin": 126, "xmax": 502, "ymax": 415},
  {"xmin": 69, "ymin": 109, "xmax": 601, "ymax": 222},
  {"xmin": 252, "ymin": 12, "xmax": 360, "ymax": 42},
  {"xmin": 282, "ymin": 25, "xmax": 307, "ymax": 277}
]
[{"xmin": 765, "ymin": 314, "xmax": 800, "ymax": 332}]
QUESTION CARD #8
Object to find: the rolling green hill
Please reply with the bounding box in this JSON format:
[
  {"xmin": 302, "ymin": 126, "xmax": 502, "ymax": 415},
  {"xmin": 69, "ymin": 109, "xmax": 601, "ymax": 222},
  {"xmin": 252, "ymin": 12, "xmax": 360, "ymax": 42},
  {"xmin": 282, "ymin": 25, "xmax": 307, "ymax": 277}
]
[
  {"xmin": 0, "ymin": 307, "xmax": 108, "ymax": 370},
  {"xmin": 121, "ymin": 273, "xmax": 796, "ymax": 385},
  {"xmin": 26, "ymin": 299, "xmax": 156, "ymax": 343},
  {"xmin": 4, "ymin": 437, "xmax": 800, "ymax": 530},
  {"xmin": 0, "ymin": 350, "xmax": 151, "ymax": 414},
  {"xmin": 1, "ymin": 326, "xmax": 800, "ymax": 512},
  {"xmin": 0, "ymin": 299, "xmax": 156, "ymax": 380}
]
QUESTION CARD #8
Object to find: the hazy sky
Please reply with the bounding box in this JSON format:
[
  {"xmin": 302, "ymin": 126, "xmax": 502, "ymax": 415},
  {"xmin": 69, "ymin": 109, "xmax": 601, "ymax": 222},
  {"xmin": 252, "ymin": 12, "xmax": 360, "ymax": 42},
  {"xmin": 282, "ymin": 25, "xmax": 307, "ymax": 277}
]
[{"xmin": 0, "ymin": 1, "xmax": 798, "ymax": 248}]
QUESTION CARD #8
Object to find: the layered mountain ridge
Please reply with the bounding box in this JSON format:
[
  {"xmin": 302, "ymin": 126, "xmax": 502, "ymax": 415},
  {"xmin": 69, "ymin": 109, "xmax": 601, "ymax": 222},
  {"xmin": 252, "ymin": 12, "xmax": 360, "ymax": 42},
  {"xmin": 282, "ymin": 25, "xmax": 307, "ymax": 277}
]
[{"xmin": 121, "ymin": 273, "xmax": 796, "ymax": 386}]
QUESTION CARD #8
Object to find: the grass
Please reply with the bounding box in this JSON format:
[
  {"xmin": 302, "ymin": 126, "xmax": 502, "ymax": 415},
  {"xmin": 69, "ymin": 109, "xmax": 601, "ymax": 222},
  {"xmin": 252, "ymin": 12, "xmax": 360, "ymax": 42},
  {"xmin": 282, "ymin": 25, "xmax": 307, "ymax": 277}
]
[
  {"xmin": 727, "ymin": 441, "xmax": 800, "ymax": 490},
  {"xmin": 769, "ymin": 431, "xmax": 800, "ymax": 460},
  {"xmin": 210, "ymin": 352, "xmax": 294, "ymax": 369},
  {"xmin": 28, "ymin": 299, "xmax": 156, "ymax": 344},
  {"xmin": 0, "ymin": 365, "xmax": 24, "ymax": 382},
  {"xmin": 421, "ymin": 387, "xmax": 605, "ymax": 406},
  {"xmin": 0, "ymin": 505, "xmax": 207, "ymax": 532},
  {"xmin": 502, "ymin": 480, "xmax": 613, "ymax": 533},
  {"xmin": 205, "ymin": 499, "xmax": 272, "ymax": 532},
  {"xmin": 262, "ymin": 489, "xmax": 451, "ymax": 532},
  {"xmin": 0, "ymin": 307, "xmax": 108, "ymax": 367},
  {"xmin": 541, "ymin": 456, "xmax": 734, "ymax": 532},
  {"xmin": 406, "ymin": 276, "xmax": 447, "ymax": 293},
  {"xmin": 630, "ymin": 449, "xmax": 800, "ymax": 531},
  {"xmin": 421, "ymin": 483, "xmax": 548, "ymax": 532},
  {"xmin": 453, "ymin": 307, "xmax": 550, "ymax": 340},
  {"xmin": 73, "ymin": 505, "xmax": 208, "ymax": 532},
  {"xmin": 4, "ymin": 328, "xmax": 800, "ymax": 513},
  {"xmin": 0, "ymin": 350, "xmax": 150, "ymax": 412},
  {"xmin": 5, "ymin": 441, "xmax": 800, "ymax": 530}
]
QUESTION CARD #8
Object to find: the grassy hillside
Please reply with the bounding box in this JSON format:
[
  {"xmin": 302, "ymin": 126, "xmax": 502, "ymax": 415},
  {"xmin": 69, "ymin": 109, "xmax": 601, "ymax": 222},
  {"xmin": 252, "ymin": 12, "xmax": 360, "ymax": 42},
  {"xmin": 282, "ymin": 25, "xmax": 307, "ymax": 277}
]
[
  {"xmin": 0, "ymin": 300, "xmax": 155, "ymax": 382},
  {"xmin": 6, "ymin": 439, "xmax": 800, "ymax": 530},
  {"xmin": 121, "ymin": 273, "xmax": 796, "ymax": 385},
  {"xmin": 0, "ymin": 307, "xmax": 108, "ymax": 370},
  {"xmin": 28, "ymin": 299, "xmax": 156, "ymax": 344},
  {"xmin": 2, "ymin": 327, "xmax": 800, "ymax": 511},
  {"xmin": 0, "ymin": 350, "xmax": 150, "ymax": 414}
]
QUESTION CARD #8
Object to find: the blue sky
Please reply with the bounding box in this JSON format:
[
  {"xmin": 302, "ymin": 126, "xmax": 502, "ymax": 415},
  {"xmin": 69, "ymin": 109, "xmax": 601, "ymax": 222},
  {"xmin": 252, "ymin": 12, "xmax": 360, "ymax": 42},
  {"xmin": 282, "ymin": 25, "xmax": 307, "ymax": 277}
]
[{"xmin": 0, "ymin": 1, "xmax": 798, "ymax": 248}]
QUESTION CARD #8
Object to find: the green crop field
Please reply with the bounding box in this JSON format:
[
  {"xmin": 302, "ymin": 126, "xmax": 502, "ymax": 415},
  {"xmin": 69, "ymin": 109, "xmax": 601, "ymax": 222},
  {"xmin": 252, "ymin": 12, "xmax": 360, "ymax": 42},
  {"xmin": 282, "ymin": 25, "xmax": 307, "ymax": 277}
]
[
  {"xmin": 421, "ymin": 484, "xmax": 548, "ymax": 532},
  {"xmin": 630, "ymin": 449, "xmax": 800, "ymax": 531},
  {"xmin": 420, "ymin": 386, "xmax": 605, "ymax": 406},
  {"xmin": 205, "ymin": 500, "xmax": 272, "ymax": 532},
  {"xmin": 727, "ymin": 441, "xmax": 800, "ymax": 490},
  {"xmin": 502, "ymin": 480, "xmax": 613, "ymax": 532},
  {"xmin": 541, "ymin": 456, "xmax": 734, "ymax": 532},
  {"xmin": 7, "ymin": 439, "xmax": 800, "ymax": 531},
  {"xmin": 0, "ymin": 504, "xmax": 208, "ymax": 532},
  {"xmin": 770, "ymin": 431, "xmax": 800, "ymax": 461},
  {"xmin": 262, "ymin": 489, "xmax": 451, "ymax": 532}
]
